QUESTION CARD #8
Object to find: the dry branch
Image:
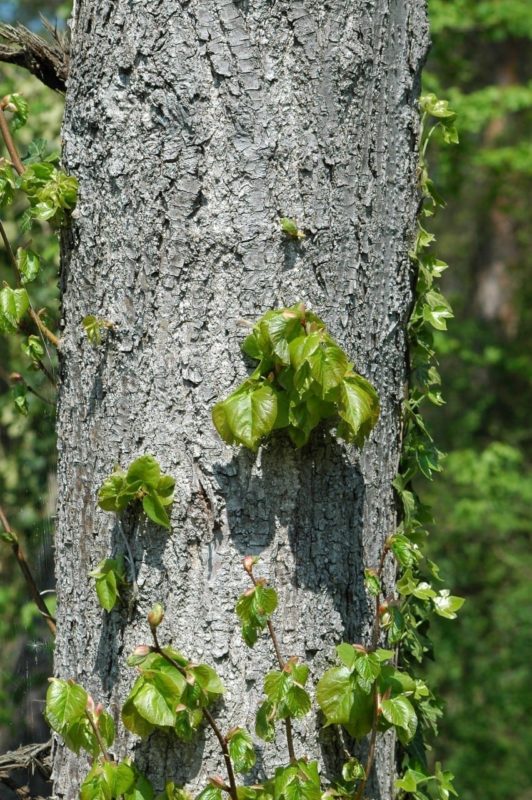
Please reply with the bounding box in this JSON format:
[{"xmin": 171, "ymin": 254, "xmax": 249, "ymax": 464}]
[{"xmin": 0, "ymin": 20, "xmax": 68, "ymax": 92}]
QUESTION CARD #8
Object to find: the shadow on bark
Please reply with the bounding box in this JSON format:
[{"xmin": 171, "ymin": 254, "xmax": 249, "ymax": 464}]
[{"xmin": 214, "ymin": 429, "xmax": 368, "ymax": 645}]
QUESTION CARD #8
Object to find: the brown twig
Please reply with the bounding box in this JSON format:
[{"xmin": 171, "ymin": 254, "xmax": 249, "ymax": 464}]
[
  {"xmin": 248, "ymin": 568, "xmax": 296, "ymax": 762},
  {"xmin": 151, "ymin": 630, "xmax": 239, "ymax": 800},
  {"xmin": 0, "ymin": 21, "xmax": 68, "ymax": 93},
  {"xmin": 0, "ymin": 504, "xmax": 56, "ymax": 636},
  {"xmin": 0, "ymin": 107, "xmax": 25, "ymax": 174},
  {"xmin": 85, "ymin": 712, "xmax": 110, "ymax": 762}
]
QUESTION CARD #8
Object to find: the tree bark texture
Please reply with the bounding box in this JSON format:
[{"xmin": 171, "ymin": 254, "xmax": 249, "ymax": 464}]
[{"xmin": 55, "ymin": 1, "xmax": 429, "ymax": 797}]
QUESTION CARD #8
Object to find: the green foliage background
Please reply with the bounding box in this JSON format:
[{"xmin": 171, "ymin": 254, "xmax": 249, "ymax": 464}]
[{"xmin": 0, "ymin": 1, "xmax": 531, "ymax": 798}]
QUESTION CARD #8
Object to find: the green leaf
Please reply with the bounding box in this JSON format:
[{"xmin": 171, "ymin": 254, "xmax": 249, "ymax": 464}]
[
  {"xmin": 216, "ymin": 382, "xmax": 278, "ymax": 450},
  {"xmin": 380, "ymin": 695, "xmax": 417, "ymax": 739},
  {"xmin": 196, "ymin": 787, "xmax": 223, "ymax": 800},
  {"xmin": 98, "ymin": 710, "xmax": 116, "ymax": 749},
  {"xmin": 143, "ymin": 491, "xmax": 171, "ymax": 529},
  {"xmin": 227, "ymin": 728, "xmax": 256, "ymax": 773},
  {"xmin": 394, "ymin": 768, "xmax": 428, "ymax": 793},
  {"xmin": 62, "ymin": 717, "xmax": 99, "ymax": 756},
  {"xmin": 309, "ymin": 342, "xmax": 348, "ymax": 395},
  {"xmin": 432, "ymin": 590, "xmax": 465, "ymax": 619},
  {"xmin": 80, "ymin": 765, "xmax": 110, "ymax": 800},
  {"xmin": 280, "ymin": 217, "xmax": 305, "ymax": 239},
  {"xmin": 188, "ymin": 663, "xmax": 225, "ymax": 700},
  {"xmin": 237, "ymin": 584, "xmax": 278, "ymax": 626},
  {"xmin": 264, "ymin": 310, "xmax": 303, "ymax": 364},
  {"xmin": 255, "ymin": 700, "xmax": 276, "ymax": 741},
  {"xmin": 0, "ymin": 286, "xmax": 30, "ymax": 330},
  {"xmin": 337, "ymin": 374, "xmax": 380, "ymax": 446},
  {"xmin": 83, "ymin": 315, "xmax": 103, "ymax": 346},
  {"xmin": 45, "ymin": 679, "xmax": 88, "ymax": 733},
  {"xmin": 364, "ymin": 569, "xmax": 381, "ymax": 597},
  {"xmin": 97, "ymin": 470, "xmax": 132, "ymax": 512},
  {"xmin": 0, "ymin": 163, "xmax": 16, "ymax": 207},
  {"xmin": 341, "ymin": 758, "xmax": 365, "ymax": 783},
  {"xmin": 335, "ymin": 643, "xmax": 357, "ymax": 669},
  {"xmin": 316, "ymin": 666, "xmax": 354, "ymax": 726},
  {"xmin": 17, "ymin": 248, "xmax": 40, "ymax": 284},
  {"xmin": 89, "ymin": 557, "xmax": 126, "ymax": 611},
  {"xmin": 122, "ymin": 694, "xmax": 155, "ymax": 738},
  {"xmin": 132, "ymin": 674, "xmax": 178, "ymax": 728},
  {"xmin": 354, "ymin": 652, "xmax": 381, "ymax": 692},
  {"xmin": 273, "ymin": 761, "xmax": 321, "ymax": 800},
  {"xmin": 21, "ymin": 335, "xmax": 45, "ymax": 362},
  {"xmin": 127, "ymin": 455, "xmax": 161, "ymax": 489}
]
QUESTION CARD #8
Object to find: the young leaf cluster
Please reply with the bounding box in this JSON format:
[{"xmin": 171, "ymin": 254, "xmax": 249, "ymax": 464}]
[
  {"xmin": 317, "ymin": 644, "xmax": 420, "ymax": 743},
  {"xmin": 256, "ymin": 662, "xmax": 311, "ymax": 742},
  {"xmin": 82, "ymin": 314, "xmax": 115, "ymax": 346},
  {"xmin": 89, "ymin": 556, "xmax": 127, "ymax": 612},
  {"xmin": 213, "ymin": 304, "xmax": 379, "ymax": 450},
  {"xmin": 235, "ymin": 579, "xmax": 278, "ymax": 646},
  {"xmin": 123, "ymin": 647, "xmax": 224, "ymax": 741},
  {"xmin": 97, "ymin": 455, "xmax": 175, "ymax": 529}
]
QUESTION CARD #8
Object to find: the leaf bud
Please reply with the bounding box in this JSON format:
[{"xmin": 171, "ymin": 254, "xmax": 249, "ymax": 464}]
[
  {"xmin": 148, "ymin": 603, "xmax": 164, "ymax": 629},
  {"xmin": 209, "ymin": 777, "xmax": 227, "ymax": 789},
  {"xmin": 242, "ymin": 555, "xmax": 257, "ymax": 575},
  {"xmin": 0, "ymin": 529, "xmax": 18, "ymax": 545}
]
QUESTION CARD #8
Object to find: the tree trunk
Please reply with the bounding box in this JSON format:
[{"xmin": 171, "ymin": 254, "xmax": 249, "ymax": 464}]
[{"xmin": 54, "ymin": 1, "xmax": 428, "ymax": 797}]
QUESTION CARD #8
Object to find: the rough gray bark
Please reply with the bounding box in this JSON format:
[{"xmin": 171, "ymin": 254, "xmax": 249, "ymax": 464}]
[{"xmin": 55, "ymin": 1, "xmax": 429, "ymax": 798}]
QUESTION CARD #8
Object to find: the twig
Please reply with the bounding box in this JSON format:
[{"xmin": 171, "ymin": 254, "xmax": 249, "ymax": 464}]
[
  {"xmin": 151, "ymin": 630, "xmax": 239, "ymax": 800},
  {"xmin": 248, "ymin": 569, "xmax": 296, "ymax": 762},
  {"xmin": 0, "ymin": 504, "xmax": 56, "ymax": 636},
  {"xmin": 118, "ymin": 519, "xmax": 139, "ymax": 620},
  {"xmin": 85, "ymin": 712, "xmax": 110, "ymax": 762},
  {"xmin": 0, "ymin": 21, "xmax": 68, "ymax": 92},
  {"xmin": 0, "ymin": 107, "xmax": 24, "ymax": 174}
]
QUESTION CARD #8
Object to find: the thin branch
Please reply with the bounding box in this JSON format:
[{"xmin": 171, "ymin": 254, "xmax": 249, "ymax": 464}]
[
  {"xmin": 0, "ymin": 504, "xmax": 56, "ymax": 636},
  {"xmin": 118, "ymin": 519, "xmax": 139, "ymax": 620},
  {"xmin": 0, "ymin": 107, "xmax": 25, "ymax": 174},
  {"xmin": 0, "ymin": 22, "xmax": 68, "ymax": 92},
  {"xmin": 248, "ymin": 570, "xmax": 296, "ymax": 763},
  {"xmin": 151, "ymin": 631, "xmax": 239, "ymax": 800},
  {"xmin": 28, "ymin": 308, "xmax": 60, "ymax": 348},
  {"xmin": 85, "ymin": 712, "xmax": 110, "ymax": 762}
]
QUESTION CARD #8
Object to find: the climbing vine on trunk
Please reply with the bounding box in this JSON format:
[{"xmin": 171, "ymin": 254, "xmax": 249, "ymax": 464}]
[{"xmin": 0, "ymin": 81, "xmax": 461, "ymax": 800}]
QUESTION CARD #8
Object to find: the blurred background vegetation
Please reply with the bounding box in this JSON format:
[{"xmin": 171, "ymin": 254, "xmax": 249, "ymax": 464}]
[{"xmin": 0, "ymin": 1, "xmax": 530, "ymax": 799}]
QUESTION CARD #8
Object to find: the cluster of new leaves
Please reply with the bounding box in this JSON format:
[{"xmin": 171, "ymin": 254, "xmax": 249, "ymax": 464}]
[
  {"xmin": 123, "ymin": 647, "xmax": 224, "ymax": 741},
  {"xmin": 45, "ymin": 678, "xmax": 172, "ymax": 800},
  {"xmin": 256, "ymin": 661, "xmax": 311, "ymax": 742},
  {"xmin": 0, "ymin": 92, "xmax": 78, "ymax": 413},
  {"xmin": 19, "ymin": 160, "xmax": 78, "ymax": 228},
  {"xmin": 235, "ymin": 575, "xmax": 278, "ymax": 646},
  {"xmin": 212, "ymin": 304, "xmax": 379, "ymax": 450},
  {"xmin": 82, "ymin": 314, "xmax": 115, "ymax": 346},
  {"xmin": 45, "ymin": 679, "xmax": 115, "ymax": 758},
  {"xmin": 98, "ymin": 455, "xmax": 175, "ymax": 530},
  {"xmin": 317, "ymin": 644, "xmax": 419, "ymax": 743},
  {"xmin": 89, "ymin": 556, "xmax": 127, "ymax": 612}
]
